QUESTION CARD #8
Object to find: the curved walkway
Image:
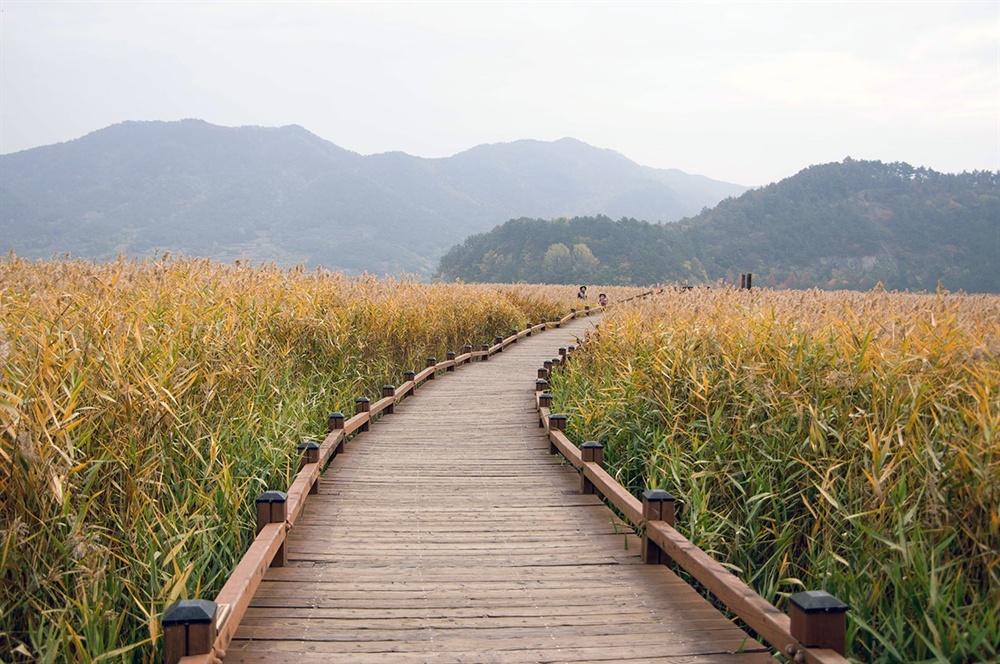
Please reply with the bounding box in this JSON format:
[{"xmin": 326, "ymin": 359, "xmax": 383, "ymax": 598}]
[{"xmin": 226, "ymin": 317, "xmax": 772, "ymax": 663}]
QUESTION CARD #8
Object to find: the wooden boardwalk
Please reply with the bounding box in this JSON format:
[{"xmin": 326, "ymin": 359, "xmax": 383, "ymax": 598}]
[{"xmin": 226, "ymin": 317, "xmax": 773, "ymax": 663}]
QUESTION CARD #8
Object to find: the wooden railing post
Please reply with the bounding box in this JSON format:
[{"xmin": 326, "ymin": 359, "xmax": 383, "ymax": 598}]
[
  {"xmin": 537, "ymin": 366, "xmax": 549, "ymax": 380},
  {"xmin": 327, "ymin": 411, "xmax": 344, "ymax": 433},
  {"xmin": 426, "ymin": 357, "xmax": 437, "ymax": 379},
  {"xmin": 551, "ymin": 356, "xmax": 561, "ymax": 369},
  {"xmin": 255, "ymin": 490, "xmax": 288, "ymax": 567},
  {"xmin": 642, "ymin": 489, "xmax": 675, "ymax": 564},
  {"xmin": 327, "ymin": 411, "xmax": 345, "ymax": 455},
  {"xmin": 481, "ymin": 343, "xmax": 490, "ymax": 360},
  {"xmin": 535, "ymin": 379, "xmax": 549, "ymax": 393},
  {"xmin": 580, "ymin": 441, "xmax": 603, "ymax": 494},
  {"xmin": 446, "ymin": 351, "xmax": 456, "ymax": 371},
  {"xmin": 543, "ymin": 359, "xmax": 553, "ymax": 375},
  {"xmin": 297, "ymin": 440, "xmax": 321, "ymax": 494},
  {"xmin": 403, "ymin": 370, "xmax": 415, "ymax": 396},
  {"xmin": 463, "ymin": 345, "xmax": 473, "ymax": 364},
  {"xmin": 548, "ymin": 414, "xmax": 567, "ymax": 454},
  {"xmin": 525, "ymin": 322, "xmax": 532, "ymax": 337},
  {"xmin": 510, "ymin": 329, "xmax": 518, "ymax": 343},
  {"xmin": 162, "ymin": 599, "xmax": 218, "ymax": 664},
  {"xmin": 355, "ymin": 397, "xmax": 370, "ymax": 431},
  {"xmin": 538, "ymin": 392, "xmax": 552, "ymax": 427},
  {"xmin": 558, "ymin": 347, "xmax": 567, "ymax": 361},
  {"xmin": 382, "ymin": 385, "xmax": 395, "ymax": 413},
  {"xmin": 494, "ymin": 336, "xmax": 504, "ymax": 352},
  {"xmin": 789, "ymin": 591, "xmax": 850, "ymax": 656}
]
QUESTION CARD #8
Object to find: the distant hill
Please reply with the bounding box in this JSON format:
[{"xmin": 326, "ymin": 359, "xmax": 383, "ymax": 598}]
[
  {"xmin": 0, "ymin": 120, "xmax": 747, "ymax": 276},
  {"xmin": 436, "ymin": 160, "xmax": 1000, "ymax": 293}
]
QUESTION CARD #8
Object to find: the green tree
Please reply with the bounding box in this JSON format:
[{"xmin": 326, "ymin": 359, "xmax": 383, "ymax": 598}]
[{"xmin": 542, "ymin": 243, "xmax": 573, "ymax": 282}]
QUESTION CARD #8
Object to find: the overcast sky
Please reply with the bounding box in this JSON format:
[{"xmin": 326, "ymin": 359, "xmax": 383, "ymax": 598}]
[{"xmin": 1, "ymin": 1, "xmax": 997, "ymax": 186}]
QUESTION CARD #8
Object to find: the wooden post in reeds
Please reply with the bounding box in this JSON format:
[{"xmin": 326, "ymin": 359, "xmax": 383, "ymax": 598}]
[
  {"xmin": 327, "ymin": 411, "xmax": 345, "ymax": 433},
  {"xmin": 641, "ymin": 490, "xmax": 675, "ymax": 564},
  {"xmin": 162, "ymin": 599, "xmax": 218, "ymax": 664},
  {"xmin": 538, "ymin": 366, "xmax": 549, "ymax": 380},
  {"xmin": 525, "ymin": 322, "xmax": 533, "ymax": 336},
  {"xmin": 581, "ymin": 441, "xmax": 603, "ymax": 495},
  {"xmin": 327, "ymin": 411, "xmax": 345, "ymax": 455},
  {"xmin": 789, "ymin": 591, "xmax": 850, "ymax": 656},
  {"xmin": 297, "ymin": 440, "xmax": 321, "ymax": 494},
  {"xmin": 558, "ymin": 347, "xmax": 567, "ymax": 362},
  {"xmin": 538, "ymin": 392, "xmax": 552, "ymax": 427},
  {"xmin": 494, "ymin": 336, "xmax": 504, "ymax": 351},
  {"xmin": 510, "ymin": 329, "xmax": 518, "ymax": 343},
  {"xmin": 256, "ymin": 490, "xmax": 288, "ymax": 566},
  {"xmin": 481, "ymin": 343, "xmax": 490, "ymax": 360},
  {"xmin": 426, "ymin": 357, "xmax": 437, "ymax": 379},
  {"xmin": 535, "ymin": 379, "xmax": 549, "ymax": 393},
  {"xmin": 382, "ymin": 385, "xmax": 395, "ymax": 413},
  {"xmin": 446, "ymin": 351, "xmax": 456, "ymax": 371},
  {"xmin": 403, "ymin": 370, "xmax": 416, "ymax": 396},
  {"xmin": 355, "ymin": 397, "xmax": 370, "ymax": 431},
  {"xmin": 548, "ymin": 414, "xmax": 567, "ymax": 454},
  {"xmin": 463, "ymin": 345, "xmax": 473, "ymax": 364}
]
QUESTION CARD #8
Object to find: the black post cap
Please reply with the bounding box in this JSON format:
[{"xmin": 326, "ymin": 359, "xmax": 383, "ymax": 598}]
[
  {"xmin": 642, "ymin": 489, "xmax": 675, "ymax": 502},
  {"xmin": 256, "ymin": 490, "xmax": 288, "ymax": 504},
  {"xmin": 790, "ymin": 591, "xmax": 849, "ymax": 614},
  {"xmin": 297, "ymin": 440, "xmax": 320, "ymax": 451},
  {"xmin": 162, "ymin": 599, "xmax": 217, "ymax": 625},
  {"xmin": 581, "ymin": 441, "xmax": 604, "ymax": 450}
]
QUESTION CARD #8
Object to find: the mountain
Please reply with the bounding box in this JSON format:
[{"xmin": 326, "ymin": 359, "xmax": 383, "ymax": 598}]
[
  {"xmin": 436, "ymin": 159, "xmax": 1000, "ymax": 293},
  {"xmin": 0, "ymin": 120, "xmax": 747, "ymax": 276}
]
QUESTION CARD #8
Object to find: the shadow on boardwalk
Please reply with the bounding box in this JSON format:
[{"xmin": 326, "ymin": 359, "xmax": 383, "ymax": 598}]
[{"xmin": 227, "ymin": 317, "xmax": 772, "ymax": 663}]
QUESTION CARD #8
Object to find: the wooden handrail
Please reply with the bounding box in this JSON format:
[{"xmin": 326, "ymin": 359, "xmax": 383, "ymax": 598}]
[
  {"xmin": 161, "ymin": 303, "xmax": 613, "ymax": 663},
  {"xmin": 539, "ymin": 340, "xmax": 850, "ymax": 664}
]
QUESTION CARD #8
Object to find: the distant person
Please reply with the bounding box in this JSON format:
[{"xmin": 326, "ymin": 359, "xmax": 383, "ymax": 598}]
[
  {"xmin": 577, "ymin": 285, "xmax": 588, "ymax": 299},
  {"xmin": 598, "ymin": 293, "xmax": 607, "ymax": 306}
]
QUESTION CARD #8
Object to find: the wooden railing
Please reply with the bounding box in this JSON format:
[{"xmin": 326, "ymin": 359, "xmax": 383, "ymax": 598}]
[
  {"xmin": 537, "ymin": 334, "xmax": 850, "ymax": 664},
  {"xmin": 160, "ymin": 305, "xmax": 606, "ymax": 664}
]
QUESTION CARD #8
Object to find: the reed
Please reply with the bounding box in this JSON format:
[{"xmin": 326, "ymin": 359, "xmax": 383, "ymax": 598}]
[
  {"xmin": 552, "ymin": 286, "xmax": 999, "ymax": 662},
  {"xmin": 0, "ymin": 255, "xmax": 605, "ymax": 662}
]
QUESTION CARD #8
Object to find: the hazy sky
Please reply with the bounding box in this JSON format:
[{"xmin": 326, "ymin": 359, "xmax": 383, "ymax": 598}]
[{"xmin": 1, "ymin": 1, "xmax": 997, "ymax": 185}]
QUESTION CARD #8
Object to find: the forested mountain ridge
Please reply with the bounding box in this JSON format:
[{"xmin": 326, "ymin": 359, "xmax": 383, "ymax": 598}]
[
  {"xmin": 0, "ymin": 120, "xmax": 746, "ymax": 276},
  {"xmin": 436, "ymin": 159, "xmax": 1000, "ymax": 293}
]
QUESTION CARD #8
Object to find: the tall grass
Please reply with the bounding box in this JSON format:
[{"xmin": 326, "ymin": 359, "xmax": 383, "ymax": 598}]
[
  {"xmin": 552, "ymin": 287, "xmax": 999, "ymax": 663},
  {"xmin": 0, "ymin": 255, "xmax": 583, "ymax": 662}
]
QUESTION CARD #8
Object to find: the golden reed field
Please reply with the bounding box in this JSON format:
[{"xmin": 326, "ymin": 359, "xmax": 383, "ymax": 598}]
[
  {"xmin": 2, "ymin": 254, "xmax": 997, "ymax": 662},
  {"xmin": 552, "ymin": 287, "xmax": 999, "ymax": 663},
  {"xmin": 1, "ymin": 255, "xmax": 641, "ymax": 662}
]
